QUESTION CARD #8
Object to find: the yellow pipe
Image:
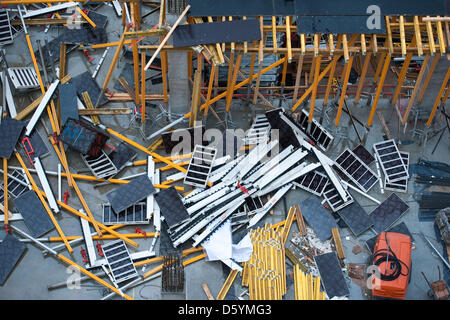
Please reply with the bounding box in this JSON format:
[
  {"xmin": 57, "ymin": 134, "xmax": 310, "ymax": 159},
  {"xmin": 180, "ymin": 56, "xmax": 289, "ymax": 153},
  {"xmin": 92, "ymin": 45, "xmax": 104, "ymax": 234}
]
[
  {"xmin": 57, "ymin": 254, "xmax": 133, "ymax": 300},
  {"xmin": 48, "ymin": 232, "xmax": 157, "ymax": 242},
  {"xmin": 106, "ymin": 128, "xmax": 188, "ymax": 174},
  {"xmin": 76, "ymin": 7, "xmax": 97, "ymax": 28}
]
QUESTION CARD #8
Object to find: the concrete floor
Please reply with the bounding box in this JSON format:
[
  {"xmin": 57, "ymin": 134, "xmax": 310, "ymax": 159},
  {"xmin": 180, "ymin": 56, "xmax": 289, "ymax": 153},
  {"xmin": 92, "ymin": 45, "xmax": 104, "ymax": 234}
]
[{"xmin": 0, "ymin": 5, "xmax": 449, "ymax": 300}]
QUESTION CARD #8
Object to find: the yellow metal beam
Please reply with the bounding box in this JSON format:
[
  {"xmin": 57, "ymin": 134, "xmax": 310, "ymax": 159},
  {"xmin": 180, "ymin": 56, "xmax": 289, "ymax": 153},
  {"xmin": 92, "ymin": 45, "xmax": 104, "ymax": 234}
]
[
  {"xmin": 368, "ymin": 54, "xmax": 392, "ymax": 126},
  {"xmin": 426, "ymin": 67, "xmax": 450, "ymax": 126},
  {"xmin": 335, "ymin": 56, "xmax": 354, "ymax": 126}
]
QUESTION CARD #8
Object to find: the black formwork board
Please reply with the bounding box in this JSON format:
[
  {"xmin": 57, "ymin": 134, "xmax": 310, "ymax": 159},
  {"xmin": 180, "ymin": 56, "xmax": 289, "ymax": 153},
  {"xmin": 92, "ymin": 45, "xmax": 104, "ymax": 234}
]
[
  {"xmin": 109, "ymin": 142, "xmax": 137, "ymax": 171},
  {"xmin": 13, "ymin": 190, "xmax": 55, "ymax": 238},
  {"xmin": 172, "ymin": 20, "xmax": 261, "ymax": 47},
  {"xmin": 314, "ymin": 252, "xmax": 350, "ymax": 298},
  {"xmin": 0, "ymin": 234, "xmax": 27, "ymax": 285},
  {"xmin": 299, "ymin": 195, "xmax": 337, "ymax": 241},
  {"xmin": 337, "ymin": 199, "xmax": 373, "ymax": 236},
  {"xmin": 352, "ymin": 144, "xmax": 375, "ymax": 166},
  {"xmin": 0, "ymin": 116, "xmax": 26, "ymax": 159},
  {"xmin": 59, "ymin": 83, "xmax": 79, "ymax": 127},
  {"xmin": 71, "ymin": 71, "xmax": 108, "ymax": 106},
  {"xmin": 155, "ymin": 187, "xmax": 189, "ymax": 228},
  {"xmin": 369, "ymin": 193, "xmax": 409, "ymax": 234},
  {"xmin": 365, "ymin": 222, "xmax": 413, "ymax": 253},
  {"xmin": 59, "ymin": 118, "xmax": 99, "ymax": 155},
  {"xmin": 294, "ymin": 0, "xmax": 448, "ymax": 16},
  {"xmin": 187, "ymin": 0, "xmax": 277, "ymax": 16},
  {"xmin": 297, "ymin": 15, "xmax": 385, "ymax": 34},
  {"xmin": 106, "ymin": 175, "xmax": 156, "ymax": 213}
]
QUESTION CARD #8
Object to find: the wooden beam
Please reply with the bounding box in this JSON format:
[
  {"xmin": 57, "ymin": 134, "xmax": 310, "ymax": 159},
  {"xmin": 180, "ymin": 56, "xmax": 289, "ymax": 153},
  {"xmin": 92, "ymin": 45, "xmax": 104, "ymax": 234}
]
[
  {"xmin": 335, "ymin": 56, "xmax": 354, "ymax": 126},
  {"xmin": 272, "ymin": 16, "xmax": 277, "ymax": 54},
  {"xmin": 78, "ymin": 108, "xmax": 131, "ymax": 115},
  {"xmin": 309, "ymin": 55, "xmax": 321, "ymax": 122},
  {"xmin": 342, "ymin": 34, "xmax": 349, "ymax": 61},
  {"xmin": 426, "ymin": 17, "xmax": 437, "ymax": 55},
  {"xmin": 418, "ymin": 54, "xmax": 440, "ymax": 103},
  {"xmin": 202, "ymin": 283, "xmax": 215, "ymax": 300},
  {"xmin": 402, "ymin": 54, "xmax": 431, "ymax": 125},
  {"xmin": 392, "ymin": 53, "xmax": 413, "ymax": 105},
  {"xmin": 132, "ymin": 38, "xmax": 140, "ymax": 101},
  {"xmin": 81, "ymin": 91, "xmax": 100, "ymax": 125},
  {"xmin": 368, "ymin": 54, "xmax": 392, "ymax": 126},
  {"xmin": 361, "ymin": 34, "xmax": 367, "ymax": 55},
  {"xmin": 354, "ymin": 52, "xmax": 372, "ymax": 104},
  {"xmin": 323, "ymin": 59, "xmax": 337, "ymax": 106},
  {"xmin": 189, "ymin": 71, "xmax": 201, "ymax": 128},
  {"xmin": 436, "ymin": 18, "xmax": 447, "ymax": 54},
  {"xmin": 414, "ymin": 16, "xmax": 423, "ymax": 56},
  {"xmin": 399, "ymin": 16, "xmax": 407, "ymax": 57},
  {"xmin": 386, "ymin": 16, "xmax": 394, "ymax": 54},
  {"xmin": 292, "ymin": 54, "xmax": 304, "ymax": 103},
  {"xmin": 258, "ymin": 16, "xmax": 264, "ymax": 62},
  {"xmin": 332, "ymin": 227, "xmax": 345, "ymax": 259},
  {"xmin": 426, "ymin": 66, "xmax": 450, "ymax": 126},
  {"xmin": 204, "ymin": 65, "xmax": 216, "ymax": 116},
  {"xmin": 286, "ymin": 16, "xmax": 292, "ymax": 62},
  {"xmin": 329, "ymin": 34, "xmax": 335, "ymax": 55},
  {"xmin": 226, "ymin": 54, "xmax": 242, "ymax": 112},
  {"xmin": 141, "ymin": 52, "xmax": 146, "ymax": 121},
  {"xmin": 217, "ymin": 269, "xmax": 239, "ymax": 300}
]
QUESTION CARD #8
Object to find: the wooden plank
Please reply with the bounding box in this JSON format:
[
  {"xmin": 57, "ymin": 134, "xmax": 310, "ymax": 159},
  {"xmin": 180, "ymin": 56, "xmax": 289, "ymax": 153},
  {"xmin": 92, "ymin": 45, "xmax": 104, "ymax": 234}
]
[
  {"xmin": 329, "ymin": 34, "xmax": 335, "ymax": 55},
  {"xmin": 335, "ymin": 56, "xmax": 354, "ymax": 126},
  {"xmin": 281, "ymin": 207, "xmax": 295, "ymax": 247},
  {"xmin": 202, "ymin": 283, "xmax": 215, "ymax": 300},
  {"xmin": 342, "ymin": 34, "xmax": 349, "ymax": 61},
  {"xmin": 141, "ymin": 52, "xmax": 146, "ymax": 121},
  {"xmin": 426, "ymin": 67, "xmax": 450, "ymax": 126},
  {"xmin": 361, "ymin": 34, "xmax": 366, "ymax": 55},
  {"xmin": 81, "ymin": 91, "xmax": 100, "ymax": 125},
  {"xmin": 377, "ymin": 111, "xmax": 392, "ymax": 140},
  {"xmin": 354, "ymin": 52, "xmax": 372, "ymax": 104},
  {"xmin": 226, "ymin": 54, "xmax": 242, "ymax": 112},
  {"xmin": 189, "ymin": 71, "xmax": 201, "ymax": 127},
  {"xmin": 118, "ymin": 77, "xmax": 137, "ymax": 104},
  {"xmin": 368, "ymin": 54, "xmax": 392, "ymax": 126},
  {"xmin": 132, "ymin": 39, "xmax": 140, "ymax": 101},
  {"xmin": 217, "ymin": 269, "xmax": 239, "ymax": 300},
  {"xmin": 78, "ymin": 108, "xmax": 131, "ymax": 115},
  {"xmin": 436, "ymin": 18, "xmax": 446, "ymax": 54},
  {"xmin": 414, "ymin": 16, "xmax": 423, "ymax": 56},
  {"xmin": 332, "ymin": 227, "xmax": 346, "ymax": 259},
  {"xmin": 292, "ymin": 54, "xmax": 304, "ymax": 103},
  {"xmin": 286, "ymin": 16, "xmax": 292, "ymax": 62},
  {"xmin": 399, "ymin": 16, "xmax": 407, "ymax": 57},
  {"xmin": 204, "ymin": 65, "xmax": 216, "ymax": 116},
  {"xmin": 309, "ymin": 55, "xmax": 321, "ymax": 122},
  {"xmin": 258, "ymin": 16, "xmax": 264, "ymax": 62},
  {"xmin": 402, "ymin": 54, "xmax": 431, "ymax": 125},
  {"xmin": 272, "ymin": 16, "xmax": 277, "ymax": 53},
  {"xmin": 418, "ymin": 54, "xmax": 440, "ymax": 103},
  {"xmin": 386, "ymin": 16, "xmax": 394, "ymax": 54},
  {"xmin": 426, "ymin": 17, "xmax": 437, "ymax": 55},
  {"xmin": 295, "ymin": 205, "xmax": 307, "ymax": 236}
]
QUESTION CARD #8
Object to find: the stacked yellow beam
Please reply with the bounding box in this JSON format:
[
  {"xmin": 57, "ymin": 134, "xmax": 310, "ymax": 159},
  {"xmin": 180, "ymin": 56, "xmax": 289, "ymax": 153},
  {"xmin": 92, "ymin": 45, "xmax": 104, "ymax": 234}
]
[
  {"xmin": 293, "ymin": 266, "xmax": 326, "ymax": 300},
  {"xmin": 241, "ymin": 224, "xmax": 286, "ymax": 300}
]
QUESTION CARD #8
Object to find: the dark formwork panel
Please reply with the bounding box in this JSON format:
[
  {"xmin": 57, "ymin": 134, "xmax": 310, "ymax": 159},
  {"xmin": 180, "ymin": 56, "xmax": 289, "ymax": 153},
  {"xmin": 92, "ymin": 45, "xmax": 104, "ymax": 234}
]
[
  {"xmin": 294, "ymin": 0, "xmax": 448, "ymax": 16},
  {"xmin": 299, "ymin": 195, "xmax": 337, "ymax": 241},
  {"xmin": 337, "ymin": 200, "xmax": 374, "ymax": 236},
  {"xmin": 0, "ymin": 116, "xmax": 26, "ymax": 159},
  {"xmin": 187, "ymin": 0, "xmax": 280, "ymax": 16},
  {"xmin": 297, "ymin": 15, "xmax": 386, "ymax": 34},
  {"xmin": 172, "ymin": 20, "xmax": 261, "ymax": 47},
  {"xmin": 155, "ymin": 187, "xmax": 190, "ymax": 228},
  {"xmin": 59, "ymin": 83, "xmax": 79, "ymax": 127},
  {"xmin": 71, "ymin": 71, "xmax": 108, "ymax": 106},
  {"xmin": 106, "ymin": 175, "xmax": 156, "ymax": 213},
  {"xmin": 13, "ymin": 190, "xmax": 55, "ymax": 238},
  {"xmin": 0, "ymin": 234, "xmax": 27, "ymax": 286},
  {"xmin": 314, "ymin": 252, "xmax": 350, "ymax": 298},
  {"xmin": 369, "ymin": 193, "xmax": 409, "ymax": 233}
]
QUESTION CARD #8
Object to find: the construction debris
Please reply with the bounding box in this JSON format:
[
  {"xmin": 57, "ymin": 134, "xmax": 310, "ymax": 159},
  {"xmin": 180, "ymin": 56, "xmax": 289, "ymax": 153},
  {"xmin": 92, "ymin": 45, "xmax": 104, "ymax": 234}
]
[{"xmin": 0, "ymin": 0, "xmax": 448, "ymax": 303}]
